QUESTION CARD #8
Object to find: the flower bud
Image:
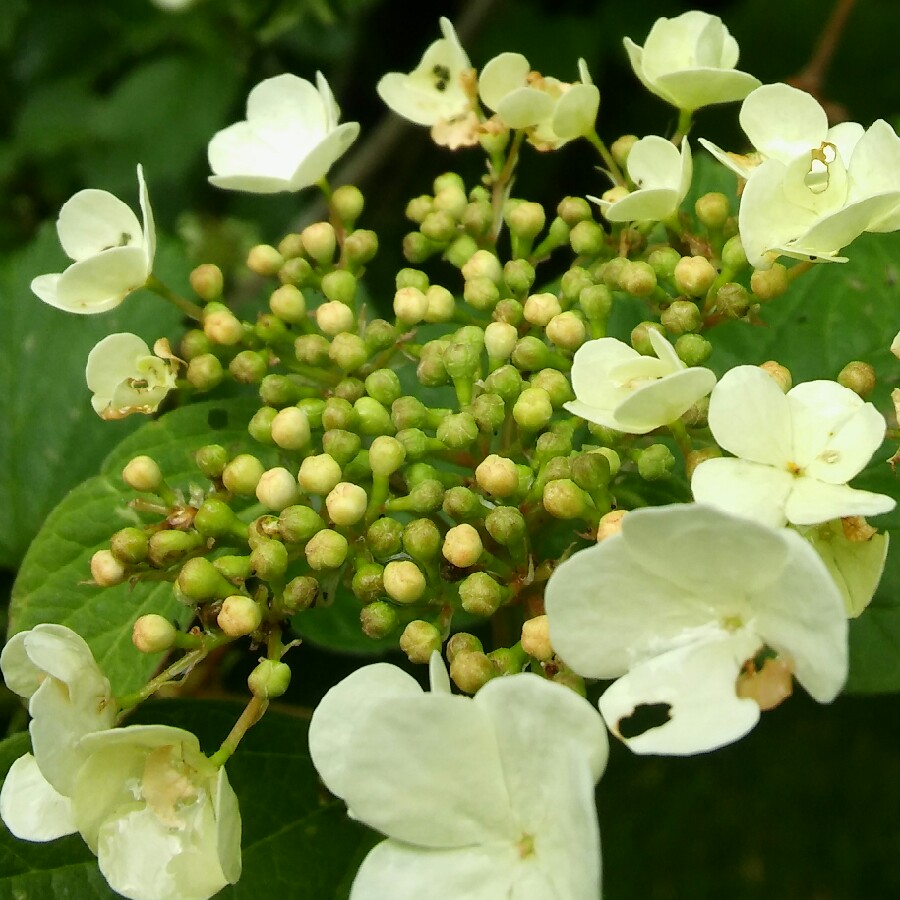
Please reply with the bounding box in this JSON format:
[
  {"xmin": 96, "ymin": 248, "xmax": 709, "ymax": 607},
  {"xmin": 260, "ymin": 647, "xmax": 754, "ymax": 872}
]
[
  {"xmin": 406, "ymin": 194, "xmax": 433, "ymax": 223},
  {"xmin": 147, "ymin": 530, "xmax": 203, "ymax": 568},
  {"xmin": 493, "ymin": 299, "xmax": 524, "ymax": 326},
  {"xmin": 420, "ymin": 209, "xmax": 457, "ymax": 243},
  {"xmin": 321, "ymin": 269, "xmax": 357, "ymax": 307},
  {"xmin": 122, "ymin": 455, "xmax": 163, "ymax": 493},
  {"xmin": 750, "ymin": 263, "xmax": 790, "ymax": 302},
  {"xmin": 278, "ymin": 505, "xmax": 326, "ymax": 544},
  {"xmin": 611, "ymin": 133, "xmax": 638, "ymax": 167},
  {"xmin": 109, "ymin": 527, "xmax": 149, "ymax": 565},
  {"xmin": 250, "ymin": 538, "xmax": 288, "ymax": 580},
  {"xmin": 462, "ymin": 200, "xmax": 493, "ymax": 238},
  {"xmin": 512, "ymin": 386, "xmax": 553, "ymax": 429},
  {"xmin": 721, "ymin": 235, "xmax": 747, "ymax": 271},
  {"xmin": 267, "ymin": 284, "xmax": 306, "ymax": 324},
  {"xmin": 459, "ymin": 572, "xmax": 503, "ymax": 617},
  {"xmin": 433, "ymin": 181, "xmax": 468, "ymax": 217},
  {"xmin": 315, "ymin": 300, "xmax": 355, "ymax": 336},
  {"xmin": 332, "ymin": 184, "xmax": 365, "ymax": 227},
  {"xmin": 483, "ymin": 364, "xmax": 523, "ymax": 403},
  {"xmin": 572, "ymin": 451, "xmax": 611, "ymax": 492},
  {"xmin": 442, "ymin": 523, "xmax": 483, "ymax": 568},
  {"xmin": 132, "ymin": 614, "xmax": 177, "ymax": 654},
  {"xmin": 543, "ymin": 479, "xmax": 589, "ymax": 519},
  {"xmin": 716, "ymin": 282, "xmax": 751, "ymax": 318},
  {"xmin": 475, "ymin": 455, "xmax": 518, "ymax": 498},
  {"xmin": 90, "ymin": 549, "xmax": 126, "ymax": 586},
  {"xmin": 420, "ymin": 284, "xmax": 454, "ymax": 323},
  {"xmin": 259, "ymin": 374, "xmax": 304, "ymax": 408},
  {"xmin": 446, "ymin": 632, "xmax": 483, "ymax": 664},
  {"xmin": 461, "ymin": 249, "xmax": 502, "ymax": 283},
  {"xmin": 443, "ymin": 233, "xmax": 478, "ymax": 267},
  {"xmin": 661, "ymin": 299, "xmax": 702, "ymax": 335},
  {"xmin": 364, "ymin": 319, "xmax": 399, "ymax": 354},
  {"xmin": 360, "ymin": 600, "xmax": 399, "ymax": 639},
  {"xmin": 530, "ymin": 369, "xmax": 573, "ymax": 408},
  {"xmin": 443, "ymin": 340, "xmax": 481, "ymax": 382},
  {"xmin": 354, "ymin": 396, "xmax": 393, "ymax": 436},
  {"xmin": 838, "ymin": 361, "xmax": 876, "ymax": 399},
  {"xmin": 503, "ymin": 259, "xmax": 536, "ymax": 296},
  {"xmin": 637, "ymin": 444, "xmax": 675, "ymax": 481},
  {"xmin": 305, "ymin": 529, "xmax": 349, "ymax": 570},
  {"xmin": 189, "ymin": 498, "xmax": 237, "ymax": 540},
  {"xmin": 569, "ymin": 219, "xmax": 605, "ymax": 257},
  {"xmin": 394, "ymin": 286, "xmax": 429, "ymax": 325},
  {"xmin": 596, "ymin": 509, "xmax": 627, "ymax": 542},
  {"xmin": 195, "ymin": 444, "xmax": 227, "ymax": 479},
  {"xmin": 329, "ymin": 333, "xmax": 368, "ymax": 373},
  {"xmin": 695, "ymin": 192, "xmax": 730, "ymax": 229},
  {"xmin": 759, "ymin": 360, "xmax": 792, "ymax": 392},
  {"xmin": 325, "ymin": 482, "xmax": 368, "ymax": 526},
  {"xmin": 248, "ymin": 659, "xmax": 292, "ymax": 699},
  {"xmin": 227, "ymin": 350, "xmax": 265, "ymax": 385},
  {"xmin": 247, "ymin": 244, "xmax": 283, "ymax": 276},
  {"xmin": 523, "ymin": 292, "xmax": 561, "ymax": 327},
  {"xmin": 275, "ymin": 576, "xmax": 318, "ymax": 616},
  {"xmin": 369, "ymin": 435, "xmax": 407, "ymax": 477},
  {"xmin": 521, "ymin": 615, "xmax": 553, "ymax": 660},
  {"xmin": 685, "ymin": 446, "xmax": 721, "ymax": 479},
  {"xmin": 204, "ymin": 306, "xmax": 245, "ymax": 346},
  {"xmin": 383, "ymin": 559, "xmax": 427, "ymax": 604},
  {"xmin": 400, "ymin": 621, "xmax": 442, "ymax": 664},
  {"xmin": 545, "ymin": 312, "xmax": 587, "ymax": 351},
  {"xmin": 255, "ymin": 313, "xmax": 288, "ymax": 345},
  {"xmin": 506, "ymin": 201, "xmax": 546, "ymax": 244},
  {"xmin": 366, "ymin": 517, "xmax": 404, "ymax": 559},
  {"xmin": 558, "ymin": 269, "xmax": 591, "ymax": 304},
  {"xmin": 463, "ymin": 276, "xmax": 499, "ymax": 311},
  {"xmin": 483, "ymin": 322, "xmax": 517, "ymax": 364},
  {"xmin": 185, "ymin": 354, "xmax": 223, "ymax": 391},
  {"xmin": 435, "ymin": 412, "xmax": 478, "ymax": 449},
  {"xmin": 295, "ymin": 333, "xmax": 330, "ymax": 366},
  {"xmin": 218, "ymin": 595, "xmax": 262, "ymax": 637},
  {"xmin": 578, "ymin": 284, "xmax": 613, "ymax": 322},
  {"xmin": 484, "ymin": 506, "xmax": 526, "ymax": 546},
  {"xmin": 403, "ymin": 519, "xmax": 441, "ymax": 562},
  {"xmin": 648, "ymin": 247, "xmax": 682, "ymax": 280},
  {"xmin": 619, "ymin": 261, "xmax": 657, "ymax": 298},
  {"xmin": 557, "ymin": 195, "xmax": 593, "ymax": 226},
  {"xmin": 222, "ymin": 453, "xmax": 265, "ymax": 496},
  {"xmin": 470, "ymin": 393, "xmax": 506, "ymax": 434},
  {"xmin": 342, "ymin": 227, "xmax": 379, "ymax": 268},
  {"xmin": 269, "ymin": 406, "xmax": 311, "ymax": 451},
  {"xmin": 442, "ymin": 486, "xmax": 486, "ymax": 521},
  {"xmin": 256, "ymin": 467, "xmax": 301, "ymax": 511},
  {"xmin": 322, "ymin": 397, "xmax": 357, "ymax": 431},
  {"xmin": 178, "ymin": 557, "xmax": 233, "ymax": 601},
  {"xmin": 296, "ymin": 454, "xmax": 341, "ymax": 495},
  {"xmin": 450, "ymin": 650, "xmax": 495, "ymax": 694},
  {"xmin": 300, "ymin": 222, "xmax": 336, "ymax": 267},
  {"xmin": 278, "ymin": 232, "xmax": 305, "ymax": 260},
  {"xmin": 189, "ymin": 263, "xmax": 223, "ymax": 302},
  {"xmin": 674, "ymin": 256, "xmax": 717, "ymax": 297},
  {"xmin": 279, "ymin": 256, "xmax": 315, "ymax": 287},
  {"xmin": 400, "ymin": 479, "xmax": 445, "ymax": 513},
  {"xmin": 675, "ymin": 333, "xmax": 713, "ymax": 367},
  {"xmin": 180, "ymin": 329, "xmax": 211, "ymax": 361},
  {"xmin": 351, "ymin": 563, "xmax": 385, "ymax": 604}
]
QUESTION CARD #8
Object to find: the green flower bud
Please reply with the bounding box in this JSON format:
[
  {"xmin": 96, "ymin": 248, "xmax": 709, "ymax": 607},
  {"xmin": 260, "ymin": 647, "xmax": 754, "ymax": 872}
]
[
  {"xmin": 279, "ymin": 505, "xmax": 326, "ymax": 543},
  {"xmin": 122, "ymin": 455, "xmax": 163, "ymax": 493},
  {"xmin": 195, "ymin": 444, "xmax": 228, "ymax": 479},
  {"xmin": 270, "ymin": 406, "xmax": 311, "ymax": 450},
  {"xmin": 403, "ymin": 518, "xmax": 442, "ymax": 562},
  {"xmin": 354, "ymin": 396, "xmax": 394, "ymax": 436},
  {"xmin": 648, "ymin": 247, "xmax": 682, "ymax": 280},
  {"xmin": 179, "ymin": 329, "xmax": 211, "ymax": 362},
  {"xmin": 301, "ymin": 222, "xmax": 337, "ymax": 267},
  {"xmin": 463, "ymin": 276, "xmax": 499, "ymax": 311},
  {"xmin": 661, "ymin": 299, "xmax": 702, "ymax": 335},
  {"xmin": 545, "ymin": 312, "xmax": 587, "ymax": 351},
  {"xmin": 247, "ymin": 407, "xmax": 277, "ymax": 445},
  {"xmin": 530, "ymin": 368, "xmax": 573, "ymax": 408},
  {"xmin": 540, "ymin": 456, "xmax": 572, "ymax": 484},
  {"xmin": 695, "ymin": 192, "xmax": 731, "ymax": 229},
  {"xmin": 404, "ymin": 231, "xmax": 439, "ymax": 263},
  {"xmin": 511, "ymin": 337, "xmax": 550, "ymax": 373},
  {"xmin": 483, "ymin": 364, "xmax": 523, "ymax": 402},
  {"xmin": 298, "ymin": 454, "xmax": 343, "ymax": 495},
  {"xmin": 838, "ymin": 361, "xmax": 876, "ymax": 398},
  {"xmin": 335, "ymin": 375, "xmax": 366, "ymax": 402},
  {"xmin": 396, "ymin": 478, "xmax": 445, "ymax": 514},
  {"xmin": 592, "ymin": 446, "xmax": 621, "ymax": 477},
  {"xmin": 279, "ymin": 575, "xmax": 319, "ymax": 613},
  {"xmin": 391, "ymin": 396, "xmax": 428, "ymax": 430},
  {"xmin": 434, "ymin": 180, "xmax": 468, "ymax": 216},
  {"xmin": 442, "ymin": 523, "xmax": 483, "ymax": 568},
  {"xmin": 619, "ymin": 260, "xmax": 658, "ymax": 298},
  {"xmin": 503, "ymin": 259, "xmax": 535, "ymax": 296},
  {"xmin": 329, "ymin": 332, "xmax": 368, "ymax": 373},
  {"xmin": 399, "ymin": 621, "xmax": 442, "ymax": 664},
  {"xmin": 193, "ymin": 498, "xmax": 241, "ymax": 540},
  {"xmin": 459, "ymin": 572, "xmax": 504, "ymax": 617},
  {"xmin": 256, "ymin": 467, "xmax": 301, "ymax": 512},
  {"xmin": 326, "ymin": 482, "xmax": 368, "ymax": 526},
  {"xmin": 352, "ymin": 563, "xmax": 385, "ymax": 604},
  {"xmin": 332, "ymin": 184, "xmax": 365, "ymax": 227},
  {"xmin": 578, "ymin": 284, "xmax": 613, "ymax": 320},
  {"xmin": 487, "ymin": 648, "xmax": 524, "ymax": 676},
  {"xmin": 417, "ymin": 349, "xmax": 449, "ymax": 388},
  {"xmin": 342, "ymin": 228, "xmax": 379, "ymax": 268},
  {"xmin": 213, "ymin": 555, "xmax": 252, "ymax": 583},
  {"xmin": 383, "ymin": 559, "xmax": 427, "ymax": 604},
  {"xmin": 395, "ymin": 427, "xmax": 430, "ymax": 460},
  {"xmin": 278, "ymin": 232, "xmax": 305, "ymax": 259},
  {"xmin": 177, "ymin": 557, "xmax": 233, "ymax": 601},
  {"xmin": 279, "ymin": 256, "xmax": 315, "ymax": 288},
  {"xmin": 393, "ymin": 286, "xmax": 429, "ymax": 325},
  {"xmin": 364, "ymin": 319, "xmax": 399, "ymax": 353},
  {"xmin": 247, "ymin": 244, "xmax": 283, "ymax": 277},
  {"xmin": 255, "ymin": 313, "xmax": 289, "ymax": 345},
  {"xmin": 187, "ymin": 354, "xmax": 224, "ymax": 392},
  {"xmin": 269, "ymin": 284, "xmax": 307, "ymax": 323},
  {"xmin": 189, "ymin": 263, "xmax": 224, "ymax": 302},
  {"xmin": 322, "ymin": 397, "xmax": 357, "ymax": 431},
  {"xmin": 543, "ymin": 478, "xmax": 590, "ymax": 519},
  {"xmin": 294, "ymin": 333, "xmax": 330, "ymax": 366},
  {"xmin": 218, "ymin": 595, "xmax": 263, "ymax": 637},
  {"xmin": 631, "ymin": 321, "xmax": 666, "ymax": 356},
  {"xmin": 450, "ymin": 650, "xmax": 495, "ymax": 694},
  {"xmin": 571, "ymin": 451, "xmax": 611, "ymax": 491},
  {"xmin": 506, "ymin": 201, "xmax": 546, "ymax": 244},
  {"xmin": 513, "ymin": 386, "xmax": 553, "ymax": 429},
  {"xmin": 484, "ymin": 505, "xmax": 526, "ymax": 546},
  {"xmin": 132, "ymin": 614, "xmax": 177, "ymax": 654},
  {"xmin": 675, "ymin": 333, "xmax": 713, "ymax": 367},
  {"xmin": 369, "ymin": 435, "xmax": 407, "ymax": 476},
  {"xmin": 228, "ymin": 350, "xmax": 266, "ymax": 385},
  {"xmin": 716, "ymin": 282, "xmax": 751, "ymax": 319},
  {"xmin": 557, "ymin": 196, "xmax": 593, "ymax": 226},
  {"xmin": 248, "ymin": 659, "xmax": 292, "ymax": 699},
  {"xmin": 90, "ymin": 549, "xmax": 126, "ymax": 587},
  {"xmin": 366, "ymin": 517, "xmax": 404, "ymax": 559},
  {"xmin": 360, "ymin": 600, "xmax": 399, "ymax": 639},
  {"xmin": 483, "ymin": 322, "xmax": 518, "ymax": 364},
  {"xmin": 110, "ymin": 527, "xmax": 149, "ymax": 565},
  {"xmin": 316, "ymin": 300, "xmax": 355, "ymax": 336},
  {"xmin": 474, "ymin": 454, "xmax": 518, "ymax": 498},
  {"xmin": 721, "ymin": 235, "xmax": 747, "ymax": 271},
  {"xmin": 533, "ymin": 430, "xmax": 572, "ymax": 466},
  {"xmin": 446, "ymin": 632, "xmax": 483, "ymax": 664},
  {"xmin": 470, "ymin": 393, "xmax": 506, "ymax": 433},
  {"xmin": 436, "ymin": 412, "xmax": 478, "ymax": 449},
  {"xmin": 305, "ymin": 529, "xmax": 349, "ymax": 570},
  {"xmin": 423, "ymin": 284, "xmax": 455, "ymax": 323},
  {"xmin": 523, "ymin": 292, "xmax": 562, "ymax": 328},
  {"xmin": 147, "ymin": 530, "xmax": 204, "ymax": 569},
  {"xmin": 493, "ymin": 298, "xmax": 524, "ymax": 326},
  {"xmin": 638, "ymin": 444, "xmax": 676, "ymax": 480},
  {"xmin": 674, "ymin": 256, "xmax": 717, "ymax": 297},
  {"xmin": 406, "ymin": 194, "xmax": 433, "ymax": 223},
  {"xmin": 611, "ymin": 134, "xmax": 638, "ymax": 167},
  {"xmin": 421, "ymin": 209, "xmax": 458, "ymax": 243},
  {"xmin": 443, "ymin": 341, "xmax": 482, "ymax": 382},
  {"xmin": 250, "ymin": 537, "xmax": 289, "ymax": 580},
  {"xmin": 750, "ymin": 263, "xmax": 790, "ymax": 302},
  {"xmin": 462, "ymin": 200, "xmax": 493, "ymax": 238},
  {"xmin": 260, "ymin": 374, "xmax": 304, "ymax": 408},
  {"xmin": 444, "ymin": 233, "xmax": 478, "ymax": 267},
  {"xmin": 320, "ymin": 269, "xmax": 357, "ymax": 306},
  {"xmin": 222, "ymin": 453, "xmax": 266, "ymax": 496},
  {"xmin": 569, "ymin": 220, "xmax": 605, "ymax": 256},
  {"xmin": 559, "ymin": 267, "xmax": 592, "ymax": 304}
]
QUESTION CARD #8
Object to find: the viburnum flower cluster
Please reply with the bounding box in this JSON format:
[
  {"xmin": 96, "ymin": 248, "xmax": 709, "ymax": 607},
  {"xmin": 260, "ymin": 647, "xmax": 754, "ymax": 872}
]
[{"xmin": 7, "ymin": 8, "xmax": 900, "ymax": 900}]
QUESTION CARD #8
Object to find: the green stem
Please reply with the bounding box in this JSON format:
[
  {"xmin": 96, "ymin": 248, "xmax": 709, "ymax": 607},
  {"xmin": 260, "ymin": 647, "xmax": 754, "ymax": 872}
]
[
  {"xmin": 585, "ymin": 129, "xmax": 626, "ymax": 186},
  {"xmin": 146, "ymin": 275, "xmax": 205, "ymax": 321},
  {"xmin": 317, "ymin": 176, "xmax": 332, "ymax": 202},
  {"xmin": 489, "ymin": 130, "xmax": 526, "ymax": 244},
  {"xmin": 673, "ymin": 108, "xmax": 694, "ymax": 142},
  {"xmin": 667, "ymin": 419, "xmax": 693, "ymax": 460},
  {"xmin": 207, "ymin": 696, "xmax": 268, "ymax": 768}
]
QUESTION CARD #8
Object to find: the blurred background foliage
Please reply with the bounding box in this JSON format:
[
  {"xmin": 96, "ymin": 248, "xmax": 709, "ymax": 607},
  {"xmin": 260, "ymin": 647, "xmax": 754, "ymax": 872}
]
[{"xmin": 1, "ymin": 0, "xmax": 899, "ymax": 897}]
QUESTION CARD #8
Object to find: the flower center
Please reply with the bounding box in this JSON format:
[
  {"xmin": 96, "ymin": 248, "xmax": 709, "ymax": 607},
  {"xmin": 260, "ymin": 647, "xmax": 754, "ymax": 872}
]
[
  {"xmin": 804, "ymin": 141, "xmax": 837, "ymax": 195},
  {"xmin": 142, "ymin": 745, "xmax": 201, "ymax": 829},
  {"xmin": 516, "ymin": 832, "xmax": 536, "ymax": 859}
]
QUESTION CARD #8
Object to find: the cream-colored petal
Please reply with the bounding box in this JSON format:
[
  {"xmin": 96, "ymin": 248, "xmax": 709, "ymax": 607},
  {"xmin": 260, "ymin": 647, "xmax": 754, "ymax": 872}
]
[
  {"xmin": 653, "ymin": 68, "xmax": 760, "ymax": 111},
  {"xmin": 495, "ymin": 87, "xmax": 555, "ymax": 130},
  {"xmin": 53, "ymin": 247, "xmax": 150, "ymax": 313},
  {"xmin": 739, "ymin": 83, "xmax": 827, "ymax": 162},
  {"xmin": 479, "ymin": 52, "xmax": 530, "ymax": 111},
  {"xmin": 56, "ymin": 189, "xmax": 143, "ymax": 262},
  {"xmin": 0, "ymin": 754, "xmax": 76, "ymax": 841},
  {"xmin": 552, "ymin": 83, "xmax": 600, "ymax": 140},
  {"xmin": 785, "ymin": 478, "xmax": 895, "ymax": 526},
  {"xmin": 690, "ymin": 457, "xmax": 794, "ymax": 528}
]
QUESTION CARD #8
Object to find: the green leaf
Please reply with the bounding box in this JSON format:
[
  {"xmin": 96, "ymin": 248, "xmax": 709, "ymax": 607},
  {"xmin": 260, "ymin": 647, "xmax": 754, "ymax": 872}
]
[
  {"xmin": 9, "ymin": 398, "xmax": 261, "ymax": 695},
  {"xmin": 0, "ymin": 223, "xmax": 189, "ymax": 571},
  {"xmin": 0, "ymin": 701, "xmax": 376, "ymax": 899}
]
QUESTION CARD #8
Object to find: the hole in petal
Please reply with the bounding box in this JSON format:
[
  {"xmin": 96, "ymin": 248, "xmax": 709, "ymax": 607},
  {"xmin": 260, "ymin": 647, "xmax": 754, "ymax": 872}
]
[{"xmin": 616, "ymin": 702, "xmax": 672, "ymax": 738}]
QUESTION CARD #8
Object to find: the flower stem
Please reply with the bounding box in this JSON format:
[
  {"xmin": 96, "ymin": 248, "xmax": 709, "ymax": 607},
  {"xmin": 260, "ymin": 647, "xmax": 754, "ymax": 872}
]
[
  {"xmin": 207, "ymin": 696, "xmax": 269, "ymax": 768},
  {"xmin": 585, "ymin": 129, "xmax": 626, "ymax": 186},
  {"xmin": 673, "ymin": 108, "xmax": 693, "ymax": 142},
  {"xmin": 145, "ymin": 275, "xmax": 205, "ymax": 321}
]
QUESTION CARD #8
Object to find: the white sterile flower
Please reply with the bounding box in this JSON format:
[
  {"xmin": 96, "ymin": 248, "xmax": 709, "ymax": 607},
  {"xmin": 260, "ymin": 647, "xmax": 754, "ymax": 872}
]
[
  {"xmin": 545, "ymin": 503, "xmax": 848, "ymax": 755},
  {"xmin": 0, "ymin": 624, "xmax": 116, "ymax": 841},
  {"xmin": 691, "ymin": 365, "xmax": 895, "ymax": 527},
  {"xmin": 208, "ymin": 73, "xmax": 360, "ymax": 193},
  {"xmin": 86, "ymin": 333, "xmax": 179, "ymax": 420},
  {"xmin": 377, "ymin": 18, "xmax": 475, "ymax": 138},
  {"xmin": 592, "ymin": 135, "xmax": 692, "ymax": 222},
  {"xmin": 563, "ymin": 328, "xmax": 716, "ymax": 434},
  {"xmin": 309, "ymin": 654, "xmax": 608, "ymax": 899},
  {"xmin": 71, "ymin": 725, "xmax": 241, "ymax": 900},
  {"xmin": 705, "ymin": 83, "xmax": 900, "ymax": 268},
  {"xmin": 623, "ymin": 11, "xmax": 760, "ymax": 112},
  {"xmin": 31, "ymin": 165, "xmax": 155, "ymax": 315},
  {"xmin": 479, "ymin": 55, "xmax": 600, "ymax": 150}
]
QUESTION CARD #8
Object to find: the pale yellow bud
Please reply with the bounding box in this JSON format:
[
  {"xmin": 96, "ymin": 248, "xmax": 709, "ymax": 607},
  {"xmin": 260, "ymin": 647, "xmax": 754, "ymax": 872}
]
[{"xmin": 521, "ymin": 615, "xmax": 553, "ymax": 661}]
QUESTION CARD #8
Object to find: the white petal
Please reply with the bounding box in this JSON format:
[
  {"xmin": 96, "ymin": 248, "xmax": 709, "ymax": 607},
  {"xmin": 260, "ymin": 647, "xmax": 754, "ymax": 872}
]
[
  {"xmin": 641, "ymin": 12, "xmax": 711, "ymax": 81},
  {"xmin": 653, "ymin": 68, "xmax": 760, "ymax": 111},
  {"xmin": 136, "ymin": 164, "xmax": 156, "ymax": 270},
  {"xmin": 213, "ymin": 768, "xmax": 242, "ymax": 885},
  {"xmin": 30, "ymin": 273, "xmax": 63, "ymax": 309},
  {"xmin": 847, "ymin": 119, "xmax": 900, "ymax": 205},
  {"xmin": 552, "ymin": 84, "xmax": 600, "ymax": 140},
  {"xmin": 562, "ymin": 398, "xmax": 654, "ymax": 435},
  {"xmin": 568, "ymin": 338, "xmax": 639, "ymax": 405},
  {"xmin": 599, "ymin": 630, "xmax": 762, "ymax": 755},
  {"xmin": 56, "ymin": 189, "xmax": 143, "ymax": 262},
  {"xmin": 622, "ymin": 38, "xmax": 665, "ymax": 103},
  {"xmin": 602, "ymin": 188, "xmax": 681, "ymax": 223},
  {"xmin": 207, "ymin": 122, "xmax": 297, "ymax": 186},
  {"xmin": 627, "ymin": 135, "xmax": 683, "ymax": 191},
  {"xmin": 495, "ymin": 87, "xmax": 555, "ymax": 130},
  {"xmin": 0, "ymin": 754, "xmax": 77, "ymax": 841},
  {"xmin": 707, "ymin": 365, "xmax": 794, "ymax": 465},
  {"xmin": 316, "ymin": 71, "xmax": 341, "ymax": 130},
  {"xmin": 308, "ymin": 663, "xmax": 422, "ymax": 801},
  {"xmin": 86, "ymin": 332, "xmax": 152, "ymax": 399},
  {"xmin": 826, "ymin": 121, "xmax": 865, "ymax": 166},
  {"xmin": 793, "ymin": 195, "xmax": 900, "ymax": 256},
  {"xmin": 53, "ymin": 246, "xmax": 150, "ymax": 313},
  {"xmin": 246, "ymin": 73, "xmax": 326, "ymax": 140},
  {"xmin": 0, "ymin": 631, "xmax": 40, "ymax": 699},
  {"xmin": 785, "ymin": 478, "xmax": 895, "ymax": 526},
  {"xmin": 428, "ymin": 652, "xmax": 452, "ymax": 694},
  {"xmin": 613, "ymin": 366, "xmax": 716, "ymax": 431},
  {"xmin": 690, "ymin": 457, "xmax": 794, "ymax": 528},
  {"xmin": 749, "ymin": 527, "xmax": 847, "ymax": 700},
  {"xmin": 479, "ymin": 52, "xmax": 530, "ymax": 111},
  {"xmin": 288, "ymin": 122, "xmax": 360, "ymax": 190},
  {"xmin": 740, "ymin": 83, "xmax": 827, "ymax": 161},
  {"xmin": 698, "ymin": 138, "xmax": 758, "ymax": 180}
]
